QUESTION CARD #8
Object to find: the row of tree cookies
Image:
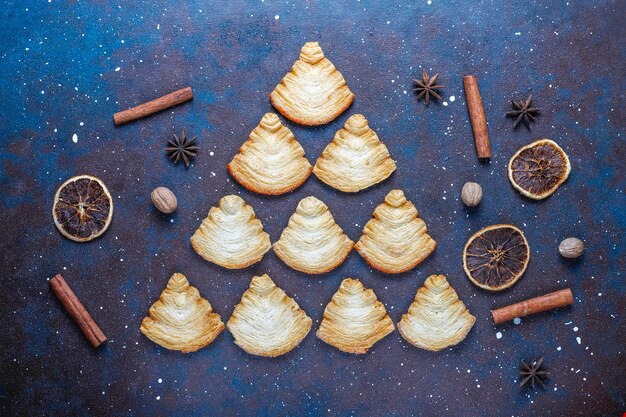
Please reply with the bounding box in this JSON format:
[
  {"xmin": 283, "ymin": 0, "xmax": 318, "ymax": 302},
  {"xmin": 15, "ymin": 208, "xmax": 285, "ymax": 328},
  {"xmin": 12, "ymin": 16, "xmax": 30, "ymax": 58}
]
[
  {"xmin": 228, "ymin": 112, "xmax": 397, "ymax": 195},
  {"xmin": 190, "ymin": 191, "xmax": 436, "ymax": 275},
  {"xmin": 140, "ymin": 272, "xmax": 475, "ymax": 355}
]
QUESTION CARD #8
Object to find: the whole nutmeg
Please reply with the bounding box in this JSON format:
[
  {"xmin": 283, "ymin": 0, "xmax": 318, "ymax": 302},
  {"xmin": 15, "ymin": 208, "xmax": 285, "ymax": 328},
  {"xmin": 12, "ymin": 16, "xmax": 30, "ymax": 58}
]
[
  {"xmin": 559, "ymin": 237, "xmax": 584, "ymax": 258},
  {"xmin": 151, "ymin": 187, "xmax": 177, "ymax": 214},
  {"xmin": 461, "ymin": 182, "xmax": 483, "ymax": 207}
]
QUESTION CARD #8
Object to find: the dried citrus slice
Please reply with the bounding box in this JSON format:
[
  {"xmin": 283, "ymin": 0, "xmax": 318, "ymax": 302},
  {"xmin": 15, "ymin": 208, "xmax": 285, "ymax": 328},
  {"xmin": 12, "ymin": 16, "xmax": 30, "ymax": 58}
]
[
  {"xmin": 52, "ymin": 175, "xmax": 113, "ymax": 242},
  {"xmin": 462, "ymin": 224, "xmax": 530, "ymax": 291},
  {"xmin": 508, "ymin": 139, "xmax": 571, "ymax": 200}
]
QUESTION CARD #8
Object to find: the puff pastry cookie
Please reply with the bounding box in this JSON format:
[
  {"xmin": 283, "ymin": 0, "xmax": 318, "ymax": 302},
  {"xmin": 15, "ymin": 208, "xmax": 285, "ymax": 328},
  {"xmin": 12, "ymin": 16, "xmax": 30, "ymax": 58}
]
[
  {"xmin": 228, "ymin": 113, "xmax": 312, "ymax": 195},
  {"xmin": 398, "ymin": 274, "xmax": 475, "ymax": 351},
  {"xmin": 140, "ymin": 273, "xmax": 224, "ymax": 353},
  {"xmin": 273, "ymin": 196, "xmax": 354, "ymax": 274},
  {"xmin": 227, "ymin": 274, "xmax": 312, "ymax": 357},
  {"xmin": 317, "ymin": 278, "xmax": 394, "ymax": 354},
  {"xmin": 190, "ymin": 195, "xmax": 271, "ymax": 269},
  {"xmin": 355, "ymin": 189, "xmax": 436, "ymax": 274},
  {"xmin": 313, "ymin": 114, "xmax": 396, "ymax": 192},
  {"xmin": 269, "ymin": 42, "xmax": 354, "ymax": 126}
]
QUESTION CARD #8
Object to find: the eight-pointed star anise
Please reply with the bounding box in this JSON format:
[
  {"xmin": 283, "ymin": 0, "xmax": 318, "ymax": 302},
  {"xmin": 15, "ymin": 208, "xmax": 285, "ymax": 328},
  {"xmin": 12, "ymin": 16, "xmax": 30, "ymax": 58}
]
[
  {"xmin": 507, "ymin": 95, "xmax": 540, "ymax": 130},
  {"xmin": 520, "ymin": 356, "xmax": 549, "ymax": 389},
  {"xmin": 413, "ymin": 69, "xmax": 444, "ymax": 106},
  {"xmin": 165, "ymin": 130, "xmax": 198, "ymax": 168}
]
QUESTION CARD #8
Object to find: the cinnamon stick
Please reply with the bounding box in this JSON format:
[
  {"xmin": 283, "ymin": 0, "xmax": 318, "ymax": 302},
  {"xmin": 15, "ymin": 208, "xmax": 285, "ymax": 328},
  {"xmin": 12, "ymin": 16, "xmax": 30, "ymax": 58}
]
[
  {"xmin": 49, "ymin": 274, "xmax": 107, "ymax": 348},
  {"xmin": 463, "ymin": 75, "xmax": 491, "ymax": 159},
  {"xmin": 113, "ymin": 86, "xmax": 193, "ymax": 125},
  {"xmin": 491, "ymin": 288, "xmax": 573, "ymax": 325}
]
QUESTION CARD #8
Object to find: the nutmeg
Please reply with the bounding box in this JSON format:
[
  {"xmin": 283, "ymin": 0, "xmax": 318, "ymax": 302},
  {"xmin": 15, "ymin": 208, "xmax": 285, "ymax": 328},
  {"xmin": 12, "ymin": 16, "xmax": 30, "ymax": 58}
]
[
  {"xmin": 559, "ymin": 237, "xmax": 584, "ymax": 258},
  {"xmin": 461, "ymin": 182, "xmax": 483, "ymax": 207},
  {"xmin": 151, "ymin": 187, "xmax": 177, "ymax": 214}
]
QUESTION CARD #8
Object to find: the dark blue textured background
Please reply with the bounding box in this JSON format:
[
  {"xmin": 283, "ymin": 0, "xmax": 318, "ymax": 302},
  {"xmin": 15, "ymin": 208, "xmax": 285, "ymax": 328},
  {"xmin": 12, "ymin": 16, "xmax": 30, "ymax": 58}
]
[{"xmin": 1, "ymin": 1, "xmax": 624, "ymax": 416}]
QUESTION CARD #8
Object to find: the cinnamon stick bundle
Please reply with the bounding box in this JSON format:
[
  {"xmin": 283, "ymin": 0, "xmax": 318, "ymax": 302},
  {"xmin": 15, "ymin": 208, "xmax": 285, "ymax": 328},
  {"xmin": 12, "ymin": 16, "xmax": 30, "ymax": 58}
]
[
  {"xmin": 491, "ymin": 288, "xmax": 573, "ymax": 325},
  {"xmin": 463, "ymin": 75, "xmax": 491, "ymax": 159},
  {"xmin": 49, "ymin": 274, "xmax": 107, "ymax": 348},
  {"xmin": 113, "ymin": 86, "xmax": 193, "ymax": 125}
]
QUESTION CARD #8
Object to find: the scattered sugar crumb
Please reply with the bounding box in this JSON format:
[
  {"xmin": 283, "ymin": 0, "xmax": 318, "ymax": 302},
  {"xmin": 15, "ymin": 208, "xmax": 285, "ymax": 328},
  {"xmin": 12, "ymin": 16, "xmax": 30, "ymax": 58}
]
[
  {"xmin": 513, "ymin": 318, "xmax": 521, "ymax": 325},
  {"xmin": 496, "ymin": 332, "xmax": 502, "ymax": 339},
  {"xmin": 72, "ymin": 133, "xmax": 78, "ymax": 143}
]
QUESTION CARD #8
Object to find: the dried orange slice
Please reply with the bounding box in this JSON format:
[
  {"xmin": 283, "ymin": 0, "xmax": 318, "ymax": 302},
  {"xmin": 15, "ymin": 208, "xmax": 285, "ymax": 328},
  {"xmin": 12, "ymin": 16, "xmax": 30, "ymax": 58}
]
[
  {"xmin": 462, "ymin": 224, "xmax": 530, "ymax": 291},
  {"xmin": 52, "ymin": 175, "xmax": 113, "ymax": 242},
  {"xmin": 508, "ymin": 139, "xmax": 571, "ymax": 200}
]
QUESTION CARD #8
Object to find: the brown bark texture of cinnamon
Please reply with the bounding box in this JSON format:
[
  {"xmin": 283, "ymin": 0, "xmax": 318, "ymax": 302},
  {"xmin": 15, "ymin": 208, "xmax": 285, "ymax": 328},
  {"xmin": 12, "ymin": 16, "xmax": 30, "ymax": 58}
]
[
  {"xmin": 463, "ymin": 75, "xmax": 491, "ymax": 159},
  {"xmin": 49, "ymin": 274, "xmax": 107, "ymax": 348},
  {"xmin": 113, "ymin": 86, "xmax": 193, "ymax": 125},
  {"xmin": 491, "ymin": 288, "xmax": 573, "ymax": 325}
]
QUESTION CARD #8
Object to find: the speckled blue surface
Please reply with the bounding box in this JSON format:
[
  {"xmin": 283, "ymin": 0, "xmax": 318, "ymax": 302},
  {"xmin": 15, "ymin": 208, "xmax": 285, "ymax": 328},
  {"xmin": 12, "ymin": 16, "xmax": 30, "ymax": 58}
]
[{"xmin": 1, "ymin": 1, "xmax": 625, "ymax": 416}]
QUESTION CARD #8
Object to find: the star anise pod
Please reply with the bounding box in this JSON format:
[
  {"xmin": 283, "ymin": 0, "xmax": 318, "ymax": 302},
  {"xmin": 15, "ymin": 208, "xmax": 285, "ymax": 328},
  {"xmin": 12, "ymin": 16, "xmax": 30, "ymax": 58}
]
[
  {"xmin": 520, "ymin": 356, "xmax": 548, "ymax": 389},
  {"xmin": 165, "ymin": 130, "xmax": 198, "ymax": 168},
  {"xmin": 507, "ymin": 95, "xmax": 540, "ymax": 130},
  {"xmin": 413, "ymin": 69, "xmax": 444, "ymax": 106}
]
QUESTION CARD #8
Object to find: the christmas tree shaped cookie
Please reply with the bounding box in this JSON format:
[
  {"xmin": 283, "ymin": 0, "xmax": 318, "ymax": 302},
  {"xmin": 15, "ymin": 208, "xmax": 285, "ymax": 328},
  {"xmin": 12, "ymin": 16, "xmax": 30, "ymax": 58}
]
[
  {"xmin": 190, "ymin": 195, "xmax": 271, "ymax": 269},
  {"xmin": 313, "ymin": 114, "xmax": 396, "ymax": 192},
  {"xmin": 140, "ymin": 273, "xmax": 224, "ymax": 353},
  {"xmin": 317, "ymin": 278, "xmax": 395, "ymax": 354},
  {"xmin": 228, "ymin": 113, "xmax": 312, "ymax": 195},
  {"xmin": 269, "ymin": 42, "xmax": 355, "ymax": 126},
  {"xmin": 355, "ymin": 189, "xmax": 436, "ymax": 274},
  {"xmin": 227, "ymin": 274, "xmax": 312, "ymax": 357},
  {"xmin": 273, "ymin": 196, "xmax": 353, "ymax": 274},
  {"xmin": 398, "ymin": 274, "xmax": 475, "ymax": 351}
]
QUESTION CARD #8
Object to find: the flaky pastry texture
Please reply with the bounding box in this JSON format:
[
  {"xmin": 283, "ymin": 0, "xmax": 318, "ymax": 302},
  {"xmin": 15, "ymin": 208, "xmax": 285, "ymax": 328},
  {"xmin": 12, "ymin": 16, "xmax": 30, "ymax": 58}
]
[
  {"xmin": 140, "ymin": 273, "xmax": 224, "ymax": 353},
  {"xmin": 190, "ymin": 195, "xmax": 271, "ymax": 269},
  {"xmin": 313, "ymin": 114, "xmax": 396, "ymax": 192},
  {"xmin": 273, "ymin": 196, "xmax": 353, "ymax": 274},
  {"xmin": 355, "ymin": 189, "xmax": 436, "ymax": 274},
  {"xmin": 228, "ymin": 113, "xmax": 312, "ymax": 195},
  {"xmin": 316, "ymin": 278, "xmax": 394, "ymax": 354},
  {"xmin": 227, "ymin": 274, "xmax": 312, "ymax": 357},
  {"xmin": 269, "ymin": 42, "xmax": 354, "ymax": 126},
  {"xmin": 398, "ymin": 274, "xmax": 475, "ymax": 351}
]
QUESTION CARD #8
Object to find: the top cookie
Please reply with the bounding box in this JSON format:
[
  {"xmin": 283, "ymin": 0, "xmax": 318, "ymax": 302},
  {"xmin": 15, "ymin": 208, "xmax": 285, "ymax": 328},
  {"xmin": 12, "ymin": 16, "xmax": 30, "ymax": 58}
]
[{"xmin": 269, "ymin": 42, "xmax": 355, "ymax": 126}]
